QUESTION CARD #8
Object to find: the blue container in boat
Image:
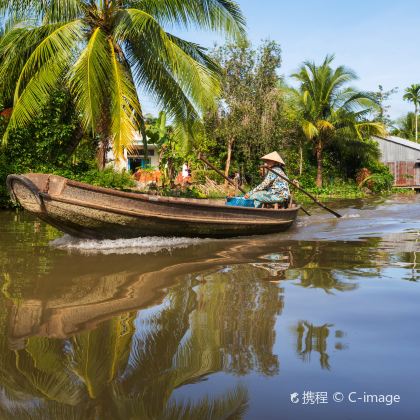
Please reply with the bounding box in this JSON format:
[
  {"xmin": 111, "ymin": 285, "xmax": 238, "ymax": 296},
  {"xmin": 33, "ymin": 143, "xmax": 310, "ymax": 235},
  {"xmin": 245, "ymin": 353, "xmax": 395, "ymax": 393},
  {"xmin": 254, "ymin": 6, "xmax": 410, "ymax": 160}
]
[{"xmin": 226, "ymin": 197, "xmax": 255, "ymax": 208}]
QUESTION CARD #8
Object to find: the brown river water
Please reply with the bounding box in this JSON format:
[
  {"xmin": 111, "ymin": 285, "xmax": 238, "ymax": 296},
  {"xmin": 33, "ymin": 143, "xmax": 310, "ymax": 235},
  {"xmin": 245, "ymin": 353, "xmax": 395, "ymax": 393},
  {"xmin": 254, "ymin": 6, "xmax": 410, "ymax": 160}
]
[{"xmin": 0, "ymin": 194, "xmax": 419, "ymax": 420}]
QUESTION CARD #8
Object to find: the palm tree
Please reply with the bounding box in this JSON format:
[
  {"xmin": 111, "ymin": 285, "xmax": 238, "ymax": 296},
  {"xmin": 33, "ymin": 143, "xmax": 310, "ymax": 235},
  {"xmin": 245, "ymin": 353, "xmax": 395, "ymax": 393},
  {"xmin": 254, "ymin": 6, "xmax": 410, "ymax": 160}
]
[
  {"xmin": 391, "ymin": 112, "xmax": 417, "ymax": 141},
  {"xmin": 0, "ymin": 1, "xmax": 245, "ymax": 168},
  {"xmin": 403, "ymin": 84, "xmax": 420, "ymax": 142},
  {"xmin": 292, "ymin": 55, "xmax": 384, "ymax": 188}
]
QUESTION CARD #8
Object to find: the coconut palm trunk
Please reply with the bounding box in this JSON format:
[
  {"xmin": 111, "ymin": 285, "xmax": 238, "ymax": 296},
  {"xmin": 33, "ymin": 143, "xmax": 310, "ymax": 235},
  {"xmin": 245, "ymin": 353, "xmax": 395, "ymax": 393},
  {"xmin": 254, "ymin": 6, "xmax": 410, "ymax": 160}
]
[{"xmin": 315, "ymin": 138, "xmax": 323, "ymax": 188}]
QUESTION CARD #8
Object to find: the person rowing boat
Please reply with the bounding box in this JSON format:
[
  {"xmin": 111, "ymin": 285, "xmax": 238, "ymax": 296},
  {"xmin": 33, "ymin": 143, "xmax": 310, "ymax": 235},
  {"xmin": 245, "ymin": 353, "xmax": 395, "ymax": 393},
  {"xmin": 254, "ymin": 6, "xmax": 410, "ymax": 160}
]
[{"xmin": 244, "ymin": 151, "xmax": 290, "ymax": 208}]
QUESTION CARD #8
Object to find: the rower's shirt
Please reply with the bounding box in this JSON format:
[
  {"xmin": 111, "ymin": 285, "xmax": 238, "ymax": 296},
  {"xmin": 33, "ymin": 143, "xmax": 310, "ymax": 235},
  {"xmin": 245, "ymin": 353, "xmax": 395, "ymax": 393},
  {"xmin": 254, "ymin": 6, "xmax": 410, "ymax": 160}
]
[{"xmin": 248, "ymin": 165, "xmax": 290, "ymax": 198}]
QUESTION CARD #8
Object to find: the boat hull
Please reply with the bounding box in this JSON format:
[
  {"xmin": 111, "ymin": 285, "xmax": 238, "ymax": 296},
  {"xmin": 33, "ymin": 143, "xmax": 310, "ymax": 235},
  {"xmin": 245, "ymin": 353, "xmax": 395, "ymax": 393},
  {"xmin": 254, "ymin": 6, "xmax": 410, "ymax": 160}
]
[{"xmin": 7, "ymin": 173, "xmax": 299, "ymax": 238}]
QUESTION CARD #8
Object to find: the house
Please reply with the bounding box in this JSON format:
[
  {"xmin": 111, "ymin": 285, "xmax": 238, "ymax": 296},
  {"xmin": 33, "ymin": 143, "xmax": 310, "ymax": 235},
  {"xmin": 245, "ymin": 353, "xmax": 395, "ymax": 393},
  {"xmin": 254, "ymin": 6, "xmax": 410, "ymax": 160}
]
[
  {"xmin": 372, "ymin": 135, "xmax": 420, "ymax": 187},
  {"xmin": 108, "ymin": 132, "xmax": 160, "ymax": 172}
]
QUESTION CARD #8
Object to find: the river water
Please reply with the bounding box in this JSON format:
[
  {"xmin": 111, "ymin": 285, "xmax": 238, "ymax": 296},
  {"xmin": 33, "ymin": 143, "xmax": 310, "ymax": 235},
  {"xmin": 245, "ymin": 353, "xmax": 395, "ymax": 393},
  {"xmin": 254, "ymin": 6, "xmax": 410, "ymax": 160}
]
[{"xmin": 0, "ymin": 195, "xmax": 419, "ymax": 420}]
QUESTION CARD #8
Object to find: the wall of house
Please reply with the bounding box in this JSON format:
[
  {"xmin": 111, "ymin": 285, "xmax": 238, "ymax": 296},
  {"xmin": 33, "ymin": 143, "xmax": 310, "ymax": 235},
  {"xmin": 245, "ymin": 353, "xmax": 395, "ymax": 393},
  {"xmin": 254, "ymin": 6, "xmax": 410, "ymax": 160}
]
[
  {"xmin": 374, "ymin": 136, "xmax": 420, "ymax": 162},
  {"xmin": 372, "ymin": 136, "xmax": 420, "ymax": 186},
  {"xmin": 384, "ymin": 161, "xmax": 420, "ymax": 186}
]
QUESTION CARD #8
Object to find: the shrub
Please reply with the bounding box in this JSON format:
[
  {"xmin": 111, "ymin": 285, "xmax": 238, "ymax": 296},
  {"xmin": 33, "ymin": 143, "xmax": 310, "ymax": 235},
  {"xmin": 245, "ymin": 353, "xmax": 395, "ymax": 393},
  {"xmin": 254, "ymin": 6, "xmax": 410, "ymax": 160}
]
[
  {"xmin": 191, "ymin": 169, "xmax": 224, "ymax": 184},
  {"xmin": 360, "ymin": 163, "xmax": 393, "ymax": 193},
  {"xmin": 160, "ymin": 185, "xmax": 207, "ymax": 198},
  {"xmin": 56, "ymin": 167, "xmax": 135, "ymax": 189}
]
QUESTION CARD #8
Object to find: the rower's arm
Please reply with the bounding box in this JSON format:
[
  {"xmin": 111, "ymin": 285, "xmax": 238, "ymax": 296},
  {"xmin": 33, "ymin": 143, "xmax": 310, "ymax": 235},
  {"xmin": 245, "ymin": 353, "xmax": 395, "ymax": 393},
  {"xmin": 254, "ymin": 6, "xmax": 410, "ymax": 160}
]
[{"xmin": 248, "ymin": 172, "xmax": 275, "ymax": 195}]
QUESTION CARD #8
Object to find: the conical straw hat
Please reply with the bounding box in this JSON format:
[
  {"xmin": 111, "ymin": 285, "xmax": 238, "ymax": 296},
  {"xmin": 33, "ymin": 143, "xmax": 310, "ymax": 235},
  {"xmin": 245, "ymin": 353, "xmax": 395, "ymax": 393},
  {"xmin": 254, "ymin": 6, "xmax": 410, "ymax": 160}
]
[{"xmin": 261, "ymin": 151, "xmax": 285, "ymax": 165}]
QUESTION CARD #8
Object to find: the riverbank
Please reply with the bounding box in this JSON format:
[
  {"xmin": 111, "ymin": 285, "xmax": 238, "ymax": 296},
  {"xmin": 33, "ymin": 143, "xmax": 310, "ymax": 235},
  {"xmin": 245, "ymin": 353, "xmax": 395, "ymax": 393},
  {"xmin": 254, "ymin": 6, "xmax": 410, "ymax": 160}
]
[{"xmin": 1, "ymin": 174, "xmax": 415, "ymax": 210}]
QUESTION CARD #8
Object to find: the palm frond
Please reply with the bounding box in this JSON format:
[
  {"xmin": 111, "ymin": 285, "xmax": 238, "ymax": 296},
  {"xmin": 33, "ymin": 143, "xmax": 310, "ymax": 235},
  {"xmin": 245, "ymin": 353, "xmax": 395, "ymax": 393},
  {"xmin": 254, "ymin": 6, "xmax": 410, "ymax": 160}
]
[
  {"xmin": 354, "ymin": 121, "xmax": 386, "ymax": 139},
  {"xmin": 3, "ymin": 57, "xmax": 63, "ymax": 144},
  {"xmin": 162, "ymin": 384, "xmax": 249, "ymax": 420},
  {"xmin": 302, "ymin": 120, "xmax": 318, "ymax": 140},
  {"xmin": 2, "ymin": 20, "xmax": 83, "ymax": 144},
  {"xmin": 69, "ymin": 27, "xmax": 110, "ymax": 135},
  {"xmin": 0, "ymin": 22, "xmax": 72, "ymax": 102},
  {"xmin": 116, "ymin": 9, "xmax": 220, "ymax": 113},
  {"xmin": 70, "ymin": 315, "xmax": 135, "ymax": 399},
  {"xmin": 0, "ymin": 0, "xmax": 81, "ymax": 23},
  {"xmin": 13, "ymin": 19, "xmax": 83, "ymax": 103},
  {"xmin": 117, "ymin": 16, "xmax": 202, "ymax": 128},
  {"xmin": 126, "ymin": 0, "xmax": 246, "ymax": 39},
  {"xmin": 316, "ymin": 119, "xmax": 334, "ymax": 132},
  {"xmin": 108, "ymin": 40, "xmax": 142, "ymax": 159},
  {"xmin": 14, "ymin": 337, "xmax": 83, "ymax": 404}
]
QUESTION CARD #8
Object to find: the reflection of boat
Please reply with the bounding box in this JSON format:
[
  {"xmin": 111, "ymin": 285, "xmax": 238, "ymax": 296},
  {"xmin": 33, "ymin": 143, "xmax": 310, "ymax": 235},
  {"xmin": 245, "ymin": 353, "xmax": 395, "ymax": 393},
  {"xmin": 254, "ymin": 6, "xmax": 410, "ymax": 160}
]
[
  {"xmin": 7, "ymin": 173, "xmax": 300, "ymax": 238},
  {"xmin": 3, "ymin": 239, "xmax": 292, "ymax": 347}
]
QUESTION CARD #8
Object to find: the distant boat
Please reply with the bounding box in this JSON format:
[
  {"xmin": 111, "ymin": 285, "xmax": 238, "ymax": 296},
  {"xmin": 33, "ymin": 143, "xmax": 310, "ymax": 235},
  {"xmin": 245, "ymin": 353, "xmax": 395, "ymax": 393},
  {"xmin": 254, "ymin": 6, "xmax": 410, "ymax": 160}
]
[{"xmin": 7, "ymin": 173, "xmax": 299, "ymax": 239}]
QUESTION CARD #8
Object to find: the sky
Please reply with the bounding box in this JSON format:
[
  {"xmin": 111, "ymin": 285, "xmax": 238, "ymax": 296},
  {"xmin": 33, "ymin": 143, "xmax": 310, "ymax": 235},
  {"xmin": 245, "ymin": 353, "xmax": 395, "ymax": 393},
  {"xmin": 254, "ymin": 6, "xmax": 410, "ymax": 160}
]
[{"xmin": 141, "ymin": 0, "xmax": 420, "ymax": 121}]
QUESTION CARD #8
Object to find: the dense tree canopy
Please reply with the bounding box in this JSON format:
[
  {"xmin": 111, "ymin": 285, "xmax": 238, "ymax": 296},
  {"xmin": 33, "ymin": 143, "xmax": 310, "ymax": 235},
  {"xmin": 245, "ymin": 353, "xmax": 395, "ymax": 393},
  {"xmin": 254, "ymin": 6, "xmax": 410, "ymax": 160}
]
[
  {"xmin": 0, "ymin": 0, "xmax": 245, "ymax": 166},
  {"xmin": 202, "ymin": 39, "xmax": 302, "ymax": 185},
  {"xmin": 292, "ymin": 55, "xmax": 385, "ymax": 187}
]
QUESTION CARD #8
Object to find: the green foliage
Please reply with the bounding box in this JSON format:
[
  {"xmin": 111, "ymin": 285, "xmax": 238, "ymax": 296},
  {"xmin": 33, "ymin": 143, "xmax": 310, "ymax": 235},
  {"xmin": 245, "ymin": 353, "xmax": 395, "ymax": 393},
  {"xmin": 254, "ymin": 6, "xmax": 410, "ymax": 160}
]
[
  {"xmin": 294, "ymin": 180, "xmax": 365, "ymax": 202},
  {"xmin": 203, "ymin": 39, "xmax": 300, "ymax": 185},
  {"xmin": 0, "ymin": 90, "xmax": 95, "ymax": 208},
  {"xmin": 191, "ymin": 169, "xmax": 224, "ymax": 184},
  {"xmin": 360, "ymin": 163, "xmax": 393, "ymax": 193},
  {"xmin": 392, "ymin": 112, "xmax": 418, "ymax": 141},
  {"xmin": 56, "ymin": 167, "xmax": 135, "ymax": 190},
  {"xmin": 0, "ymin": 0, "xmax": 245, "ymax": 164},
  {"xmin": 160, "ymin": 185, "xmax": 207, "ymax": 199},
  {"xmin": 292, "ymin": 54, "xmax": 385, "ymax": 187},
  {"xmin": 370, "ymin": 84, "xmax": 398, "ymax": 128}
]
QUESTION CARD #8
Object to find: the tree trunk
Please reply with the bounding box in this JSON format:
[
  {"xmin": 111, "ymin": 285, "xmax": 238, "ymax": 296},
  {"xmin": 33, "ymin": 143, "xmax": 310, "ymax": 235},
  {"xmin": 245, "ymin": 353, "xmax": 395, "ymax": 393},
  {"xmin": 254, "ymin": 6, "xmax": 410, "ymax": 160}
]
[
  {"xmin": 67, "ymin": 125, "xmax": 84, "ymax": 156},
  {"xmin": 224, "ymin": 137, "xmax": 234, "ymax": 187},
  {"xmin": 299, "ymin": 142, "xmax": 303, "ymax": 176},
  {"xmin": 139, "ymin": 115, "xmax": 148, "ymax": 162},
  {"xmin": 416, "ymin": 104, "xmax": 418, "ymax": 142},
  {"xmin": 315, "ymin": 138, "xmax": 323, "ymax": 188},
  {"xmin": 96, "ymin": 136, "xmax": 109, "ymax": 170}
]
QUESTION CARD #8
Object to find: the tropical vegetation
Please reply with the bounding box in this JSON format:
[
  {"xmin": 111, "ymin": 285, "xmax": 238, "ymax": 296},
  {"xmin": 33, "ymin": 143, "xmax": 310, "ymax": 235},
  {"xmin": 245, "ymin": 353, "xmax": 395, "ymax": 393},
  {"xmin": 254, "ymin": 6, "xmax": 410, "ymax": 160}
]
[
  {"xmin": 0, "ymin": 0, "xmax": 245, "ymax": 168},
  {"xmin": 291, "ymin": 54, "xmax": 385, "ymax": 187},
  {"xmin": 403, "ymin": 84, "xmax": 420, "ymax": 141},
  {"xmin": 392, "ymin": 112, "xmax": 418, "ymax": 141},
  {"xmin": 0, "ymin": 2, "xmax": 417, "ymax": 208}
]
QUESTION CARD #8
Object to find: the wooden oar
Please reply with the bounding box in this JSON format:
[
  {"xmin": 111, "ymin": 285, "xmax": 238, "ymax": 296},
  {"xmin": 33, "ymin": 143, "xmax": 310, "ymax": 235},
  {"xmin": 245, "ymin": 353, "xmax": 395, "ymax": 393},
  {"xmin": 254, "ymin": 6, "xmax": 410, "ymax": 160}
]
[
  {"xmin": 198, "ymin": 153, "xmax": 247, "ymax": 194},
  {"xmin": 262, "ymin": 165, "xmax": 342, "ymax": 218},
  {"xmin": 198, "ymin": 154, "xmax": 311, "ymax": 215}
]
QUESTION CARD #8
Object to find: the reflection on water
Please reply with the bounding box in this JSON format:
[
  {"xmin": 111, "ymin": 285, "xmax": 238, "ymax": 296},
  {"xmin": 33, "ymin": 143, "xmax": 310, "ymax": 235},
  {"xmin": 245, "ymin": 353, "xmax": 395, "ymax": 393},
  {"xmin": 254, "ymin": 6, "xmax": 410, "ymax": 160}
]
[
  {"xmin": 295, "ymin": 321, "xmax": 346, "ymax": 370},
  {"xmin": 0, "ymin": 196, "xmax": 419, "ymax": 419}
]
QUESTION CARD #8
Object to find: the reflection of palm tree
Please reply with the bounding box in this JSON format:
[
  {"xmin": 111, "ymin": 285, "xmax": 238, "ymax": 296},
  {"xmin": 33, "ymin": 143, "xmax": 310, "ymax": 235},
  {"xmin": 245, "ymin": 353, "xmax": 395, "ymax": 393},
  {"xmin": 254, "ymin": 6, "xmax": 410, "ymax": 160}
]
[
  {"xmin": 295, "ymin": 321, "xmax": 346, "ymax": 370},
  {"xmin": 191, "ymin": 265, "xmax": 284, "ymax": 376},
  {"xmin": 0, "ymin": 281, "xmax": 249, "ymax": 419},
  {"xmin": 297, "ymin": 265, "xmax": 358, "ymax": 293},
  {"xmin": 285, "ymin": 240, "xmax": 393, "ymax": 293}
]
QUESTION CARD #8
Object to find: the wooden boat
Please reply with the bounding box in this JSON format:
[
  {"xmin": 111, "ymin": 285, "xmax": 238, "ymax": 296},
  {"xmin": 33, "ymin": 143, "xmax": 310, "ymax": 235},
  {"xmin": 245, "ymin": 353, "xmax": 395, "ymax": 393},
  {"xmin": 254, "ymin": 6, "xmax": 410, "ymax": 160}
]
[{"xmin": 6, "ymin": 173, "xmax": 300, "ymax": 238}]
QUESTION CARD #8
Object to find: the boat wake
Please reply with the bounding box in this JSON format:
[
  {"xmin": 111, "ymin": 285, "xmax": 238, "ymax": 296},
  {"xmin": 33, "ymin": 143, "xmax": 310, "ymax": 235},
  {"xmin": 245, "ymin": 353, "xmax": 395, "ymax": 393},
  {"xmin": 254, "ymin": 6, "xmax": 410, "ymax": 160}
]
[{"xmin": 50, "ymin": 235, "xmax": 210, "ymax": 255}]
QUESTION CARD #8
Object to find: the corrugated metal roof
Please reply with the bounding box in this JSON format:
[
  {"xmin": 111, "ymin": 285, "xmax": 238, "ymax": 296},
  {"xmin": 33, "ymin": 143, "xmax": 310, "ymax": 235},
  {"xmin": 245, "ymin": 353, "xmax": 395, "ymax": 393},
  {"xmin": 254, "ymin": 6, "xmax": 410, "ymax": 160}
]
[{"xmin": 373, "ymin": 135, "xmax": 420, "ymax": 152}]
